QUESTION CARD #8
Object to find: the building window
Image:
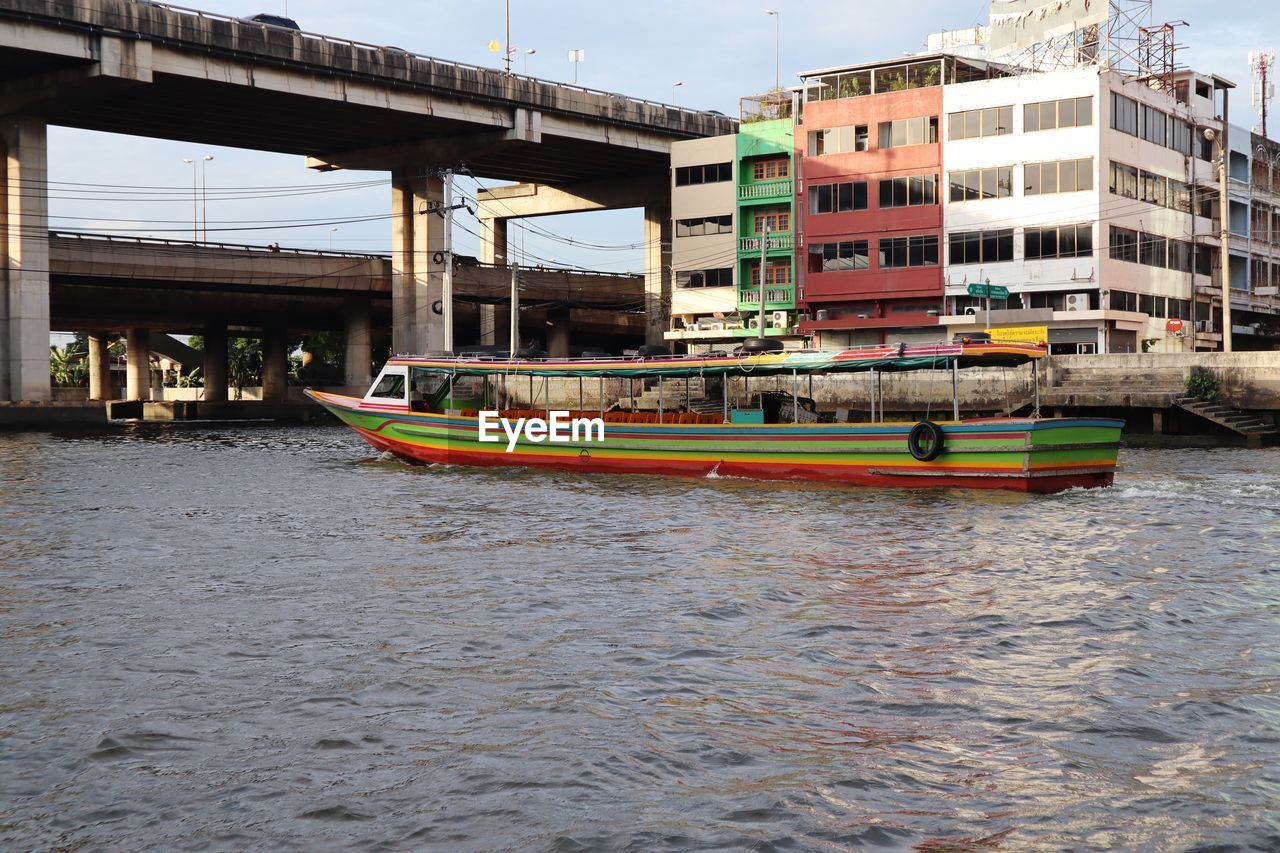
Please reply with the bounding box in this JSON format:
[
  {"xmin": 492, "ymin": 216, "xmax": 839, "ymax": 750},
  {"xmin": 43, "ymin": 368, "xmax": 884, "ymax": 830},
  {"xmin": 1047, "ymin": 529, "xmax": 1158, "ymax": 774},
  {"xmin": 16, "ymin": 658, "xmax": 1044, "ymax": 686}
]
[
  {"xmin": 676, "ymin": 267, "xmax": 734, "ymax": 288},
  {"xmin": 1108, "ymin": 161, "xmax": 1139, "ymax": 199},
  {"xmin": 751, "ymin": 158, "xmax": 790, "ymax": 180},
  {"xmin": 808, "ymin": 240, "xmax": 870, "ymax": 273},
  {"xmin": 808, "ymin": 181, "xmax": 868, "ymax": 214},
  {"xmin": 1109, "ymin": 225, "xmax": 1138, "ymax": 262},
  {"xmin": 1110, "ymin": 161, "xmax": 1192, "ymax": 214},
  {"xmin": 1138, "ymin": 232, "xmax": 1168, "ymax": 267},
  {"xmin": 675, "ymin": 214, "xmax": 732, "ymax": 238},
  {"xmin": 1024, "ymin": 96, "xmax": 1093, "ymax": 132},
  {"xmin": 752, "ymin": 209, "xmax": 790, "ymax": 234},
  {"xmin": 807, "ymin": 124, "xmax": 869, "ymax": 156},
  {"xmin": 1111, "ymin": 231, "xmax": 1198, "ymax": 272},
  {"xmin": 948, "ymin": 166, "xmax": 1013, "ymax": 202},
  {"xmin": 1110, "ymin": 93, "xmax": 1138, "ymax": 136},
  {"xmin": 948, "ymin": 106, "xmax": 1014, "ymax": 140},
  {"xmin": 1024, "ymin": 223, "xmax": 1092, "ymax": 259},
  {"xmin": 878, "ymin": 235, "xmax": 939, "ymax": 268},
  {"xmin": 675, "ymin": 162, "xmax": 732, "ymax": 186},
  {"xmin": 1025, "ymin": 158, "xmax": 1094, "ymax": 195},
  {"xmin": 948, "ymin": 228, "xmax": 1014, "ymax": 265},
  {"xmin": 876, "ymin": 115, "xmax": 938, "ymax": 149},
  {"xmin": 749, "ymin": 260, "xmax": 793, "ymax": 285},
  {"xmin": 878, "ymin": 174, "xmax": 938, "ymax": 208}
]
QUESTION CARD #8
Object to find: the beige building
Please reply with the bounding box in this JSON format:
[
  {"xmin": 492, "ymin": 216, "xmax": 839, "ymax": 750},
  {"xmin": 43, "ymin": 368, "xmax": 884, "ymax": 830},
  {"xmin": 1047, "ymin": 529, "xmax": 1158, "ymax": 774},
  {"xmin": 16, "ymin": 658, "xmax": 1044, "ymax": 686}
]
[{"xmin": 665, "ymin": 135, "xmax": 740, "ymax": 349}]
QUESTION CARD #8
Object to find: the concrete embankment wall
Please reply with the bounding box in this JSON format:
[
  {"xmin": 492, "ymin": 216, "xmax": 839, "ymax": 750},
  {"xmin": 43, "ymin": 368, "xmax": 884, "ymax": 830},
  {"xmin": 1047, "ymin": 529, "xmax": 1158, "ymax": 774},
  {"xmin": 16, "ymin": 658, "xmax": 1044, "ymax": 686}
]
[{"xmin": 1046, "ymin": 353, "xmax": 1280, "ymax": 410}]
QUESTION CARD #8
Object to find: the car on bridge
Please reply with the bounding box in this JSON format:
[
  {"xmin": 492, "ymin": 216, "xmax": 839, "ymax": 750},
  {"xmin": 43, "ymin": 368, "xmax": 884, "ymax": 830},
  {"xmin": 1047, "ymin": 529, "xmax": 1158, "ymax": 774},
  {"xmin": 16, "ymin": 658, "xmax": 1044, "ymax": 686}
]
[{"xmin": 238, "ymin": 13, "xmax": 300, "ymax": 30}]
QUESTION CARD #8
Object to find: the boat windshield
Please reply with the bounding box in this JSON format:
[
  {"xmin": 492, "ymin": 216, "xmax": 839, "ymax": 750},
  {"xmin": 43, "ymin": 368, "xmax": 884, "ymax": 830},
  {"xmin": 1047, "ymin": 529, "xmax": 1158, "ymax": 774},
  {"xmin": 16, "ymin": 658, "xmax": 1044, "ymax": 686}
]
[{"xmin": 368, "ymin": 371, "xmax": 406, "ymax": 399}]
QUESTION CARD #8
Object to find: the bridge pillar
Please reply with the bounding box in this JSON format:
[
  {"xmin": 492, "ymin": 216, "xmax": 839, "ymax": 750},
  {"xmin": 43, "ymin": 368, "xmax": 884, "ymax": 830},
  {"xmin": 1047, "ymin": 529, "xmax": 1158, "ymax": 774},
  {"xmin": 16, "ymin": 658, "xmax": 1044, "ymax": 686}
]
[
  {"xmin": 643, "ymin": 204, "xmax": 672, "ymax": 346},
  {"xmin": 125, "ymin": 327, "xmax": 151, "ymax": 401},
  {"xmin": 390, "ymin": 170, "xmax": 445, "ymax": 355},
  {"xmin": 344, "ymin": 298, "xmax": 373, "ymax": 391},
  {"xmin": 1, "ymin": 117, "xmax": 51, "ymax": 402},
  {"xmin": 87, "ymin": 334, "xmax": 111, "ymax": 400},
  {"xmin": 548, "ymin": 306, "xmax": 571, "ymax": 358},
  {"xmin": 478, "ymin": 217, "xmax": 508, "ymax": 346},
  {"xmin": 261, "ymin": 326, "xmax": 289, "ymax": 403},
  {"xmin": 202, "ymin": 322, "xmax": 228, "ymax": 403}
]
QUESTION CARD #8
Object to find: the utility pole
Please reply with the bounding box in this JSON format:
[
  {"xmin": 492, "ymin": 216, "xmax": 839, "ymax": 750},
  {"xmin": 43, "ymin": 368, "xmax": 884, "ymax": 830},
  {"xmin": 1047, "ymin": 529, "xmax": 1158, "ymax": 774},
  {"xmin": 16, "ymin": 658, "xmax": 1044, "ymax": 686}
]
[
  {"xmin": 504, "ymin": 0, "xmax": 511, "ymax": 75},
  {"xmin": 758, "ymin": 223, "xmax": 769, "ymax": 340},
  {"xmin": 442, "ymin": 169, "xmax": 455, "ymax": 354},
  {"xmin": 509, "ymin": 263, "xmax": 520, "ymax": 357},
  {"xmin": 985, "ymin": 276, "xmax": 992, "ymax": 330},
  {"xmin": 1206, "ymin": 128, "xmax": 1232, "ymax": 352}
]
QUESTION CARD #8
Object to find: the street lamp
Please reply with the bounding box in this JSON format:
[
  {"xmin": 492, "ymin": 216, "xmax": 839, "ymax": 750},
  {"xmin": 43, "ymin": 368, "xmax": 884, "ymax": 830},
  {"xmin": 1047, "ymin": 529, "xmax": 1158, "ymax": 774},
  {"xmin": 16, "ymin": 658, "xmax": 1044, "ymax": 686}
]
[
  {"xmin": 1205, "ymin": 127, "xmax": 1232, "ymax": 352},
  {"xmin": 182, "ymin": 158, "xmax": 196, "ymax": 242},
  {"xmin": 200, "ymin": 154, "xmax": 213, "ymax": 242},
  {"xmin": 765, "ymin": 9, "xmax": 780, "ymax": 94},
  {"xmin": 329, "ymin": 226, "xmax": 338, "ymax": 251},
  {"xmin": 672, "ymin": 81, "xmax": 683, "ymax": 105},
  {"xmin": 523, "ymin": 47, "xmax": 535, "ymax": 76}
]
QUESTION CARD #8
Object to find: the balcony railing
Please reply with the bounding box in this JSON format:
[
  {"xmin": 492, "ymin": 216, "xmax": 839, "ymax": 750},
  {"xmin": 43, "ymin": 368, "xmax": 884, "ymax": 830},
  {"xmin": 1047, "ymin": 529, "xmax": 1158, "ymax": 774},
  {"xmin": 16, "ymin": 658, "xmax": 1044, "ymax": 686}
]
[
  {"xmin": 739, "ymin": 287, "xmax": 795, "ymax": 306},
  {"xmin": 738, "ymin": 180, "xmax": 793, "ymax": 200},
  {"xmin": 739, "ymin": 234, "xmax": 794, "ymax": 252}
]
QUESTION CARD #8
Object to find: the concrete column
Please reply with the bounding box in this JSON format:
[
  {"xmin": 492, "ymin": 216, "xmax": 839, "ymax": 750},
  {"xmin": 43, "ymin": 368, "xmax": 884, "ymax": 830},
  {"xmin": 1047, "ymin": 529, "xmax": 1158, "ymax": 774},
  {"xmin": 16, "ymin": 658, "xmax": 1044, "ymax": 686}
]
[
  {"xmin": 1, "ymin": 117, "xmax": 51, "ymax": 401},
  {"xmin": 125, "ymin": 327, "xmax": 151, "ymax": 401},
  {"xmin": 390, "ymin": 169, "xmax": 445, "ymax": 355},
  {"xmin": 1152, "ymin": 409, "xmax": 1164, "ymax": 435},
  {"xmin": 478, "ymin": 217, "xmax": 509, "ymax": 346},
  {"xmin": 344, "ymin": 298, "xmax": 373, "ymax": 391},
  {"xmin": 548, "ymin": 306, "xmax": 571, "ymax": 358},
  {"xmin": 261, "ymin": 326, "xmax": 289, "ymax": 402},
  {"xmin": 643, "ymin": 204, "xmax": 672, "ymax": 345},
  {"xmin": 87, "ymin": 335, "xmax": 111, "ymax": 401},
  {"xmin": 202, "ymin": 322, "xmax": 228, "ymax": 403}
]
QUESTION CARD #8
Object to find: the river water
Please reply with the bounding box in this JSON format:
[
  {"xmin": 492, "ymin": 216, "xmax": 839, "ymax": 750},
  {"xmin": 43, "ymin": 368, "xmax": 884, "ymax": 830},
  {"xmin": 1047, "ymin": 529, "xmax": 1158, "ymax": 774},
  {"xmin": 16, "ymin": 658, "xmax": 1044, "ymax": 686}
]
[{"xmin": 0, "ymin": 424, "xmax": 1277, "ymax": 851}]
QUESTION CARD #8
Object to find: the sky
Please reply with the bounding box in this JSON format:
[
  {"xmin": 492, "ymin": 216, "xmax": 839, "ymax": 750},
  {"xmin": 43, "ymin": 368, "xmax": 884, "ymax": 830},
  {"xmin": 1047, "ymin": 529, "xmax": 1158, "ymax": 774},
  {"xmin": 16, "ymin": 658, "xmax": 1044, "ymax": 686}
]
[{"xmin": 46, "ymin": 0, "xmax": 1278, "ymax": 275}]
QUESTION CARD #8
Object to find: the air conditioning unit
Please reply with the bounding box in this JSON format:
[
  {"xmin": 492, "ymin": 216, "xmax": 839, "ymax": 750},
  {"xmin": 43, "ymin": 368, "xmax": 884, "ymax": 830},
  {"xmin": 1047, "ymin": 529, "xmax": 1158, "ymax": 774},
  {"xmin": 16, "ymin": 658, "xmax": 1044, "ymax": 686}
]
[
  {"xmin": 747, "ymin": 317, "xmax": 760, "ymax": 330},
  {"xmin": 815, "ymin": 309, "xmax": 830, "ymax": 321},
  {"xmin": 685, "ymin": 322, "xmax": 701, "ymax": 331},
  {"xmin": 706, "ymin": 321, "xmax": 725, "ymax": 331},
  {"xmin": 964, "ymin": 307, "xmax": 979, "ymax": 316},
  {"xmin": 1063, "ymin": 293, "xmax": 1089, "ymax": 312},
  {"xmin": 771, "ymin": 310, "xmax": 789, "ymax": 328}
]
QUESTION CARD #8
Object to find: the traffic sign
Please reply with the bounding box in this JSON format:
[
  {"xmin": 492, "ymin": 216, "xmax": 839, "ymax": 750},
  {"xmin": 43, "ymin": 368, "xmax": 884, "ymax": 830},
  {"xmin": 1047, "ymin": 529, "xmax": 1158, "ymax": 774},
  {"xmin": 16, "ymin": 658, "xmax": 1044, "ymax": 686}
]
[
  {"xmin": 967, "ymin": 282, "xmax": 1009, "ymax": 299},
  {"xmin": 1166, "ymin": 318, "xmax": 1184, "ymax": 334}
]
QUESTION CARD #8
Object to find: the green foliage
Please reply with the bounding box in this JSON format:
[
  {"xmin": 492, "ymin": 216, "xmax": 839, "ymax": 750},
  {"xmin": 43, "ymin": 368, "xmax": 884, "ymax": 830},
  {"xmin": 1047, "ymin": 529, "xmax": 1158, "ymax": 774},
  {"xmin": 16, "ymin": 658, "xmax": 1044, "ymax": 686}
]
[
  {"xmin": 1186, "ymin": 368, "xmax": 1220, "ymax": 402},
  {"xmin": 1140, "ymin": 337, "xmax": 1160, "ymax": 353},
  {"xmin": 49, "ymin": 344, "xmax": 87, "ymax": 387},
  {"xmin": 227, "ymin": 337, "xmax": 262, "ymax": 400},
  {"xmin": 176, "ymin": 367, "xmax": 203, "ymax": 388}
]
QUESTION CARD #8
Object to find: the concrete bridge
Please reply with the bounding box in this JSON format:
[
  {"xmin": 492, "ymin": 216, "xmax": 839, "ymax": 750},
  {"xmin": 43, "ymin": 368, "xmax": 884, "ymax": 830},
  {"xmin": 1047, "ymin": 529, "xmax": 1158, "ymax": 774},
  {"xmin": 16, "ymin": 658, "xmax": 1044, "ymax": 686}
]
[
  {"xmin": 45, "ymin": 230, "xmax": 643, "ymax": 403},
  {"xmin": 0, "ymin": 0, "xmax": 736, "ymax": 400}
]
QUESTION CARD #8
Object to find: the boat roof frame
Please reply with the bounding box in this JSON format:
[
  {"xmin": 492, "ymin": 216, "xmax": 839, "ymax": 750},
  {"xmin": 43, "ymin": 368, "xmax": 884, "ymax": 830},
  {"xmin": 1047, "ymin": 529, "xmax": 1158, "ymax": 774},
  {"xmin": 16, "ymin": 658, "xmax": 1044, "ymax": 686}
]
[{"xmin": 385, "ymin": 341, "xmax": 1045, "ymax": 379}]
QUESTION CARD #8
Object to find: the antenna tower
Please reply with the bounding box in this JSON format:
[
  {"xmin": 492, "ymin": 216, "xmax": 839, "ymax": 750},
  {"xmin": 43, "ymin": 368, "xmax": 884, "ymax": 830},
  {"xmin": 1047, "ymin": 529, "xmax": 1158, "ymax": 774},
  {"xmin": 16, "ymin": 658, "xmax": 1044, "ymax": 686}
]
[{"xmin": 1251, "ymin": 50, "xmax": 1276, "ymax": 137}]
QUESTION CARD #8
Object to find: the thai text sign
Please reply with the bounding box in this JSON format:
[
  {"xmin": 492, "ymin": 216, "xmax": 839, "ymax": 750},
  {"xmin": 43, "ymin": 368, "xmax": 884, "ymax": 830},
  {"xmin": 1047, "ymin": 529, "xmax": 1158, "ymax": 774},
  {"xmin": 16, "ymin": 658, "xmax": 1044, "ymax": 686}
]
[{"xmin": 985, "ymin": 325, "xmax": 1049, "ymax": 344}]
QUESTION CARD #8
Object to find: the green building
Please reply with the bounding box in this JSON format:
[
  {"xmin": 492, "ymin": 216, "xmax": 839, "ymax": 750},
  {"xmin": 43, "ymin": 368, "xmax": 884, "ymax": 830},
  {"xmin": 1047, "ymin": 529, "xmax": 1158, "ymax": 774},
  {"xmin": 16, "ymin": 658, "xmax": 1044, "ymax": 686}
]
[{"xmin": 735, "ymin": 93, "xmax": 795, "ymax": 335}]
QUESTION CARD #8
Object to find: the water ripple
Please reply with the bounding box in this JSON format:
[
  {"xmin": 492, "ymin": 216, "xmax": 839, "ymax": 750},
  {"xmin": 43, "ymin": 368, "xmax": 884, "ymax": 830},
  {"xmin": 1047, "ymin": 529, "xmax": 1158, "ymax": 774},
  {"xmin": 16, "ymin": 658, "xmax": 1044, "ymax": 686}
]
[{"xmin": 0, "ymin": 427, "xmax": 1278, "ymax": 849}]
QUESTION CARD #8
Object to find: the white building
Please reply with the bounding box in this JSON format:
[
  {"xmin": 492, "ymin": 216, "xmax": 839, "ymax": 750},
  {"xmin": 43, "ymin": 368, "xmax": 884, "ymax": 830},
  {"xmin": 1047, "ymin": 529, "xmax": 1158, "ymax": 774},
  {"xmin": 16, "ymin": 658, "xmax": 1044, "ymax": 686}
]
[{"xmin": 939, "ymin": 65, "xmax": 1239, "ymax": 353}]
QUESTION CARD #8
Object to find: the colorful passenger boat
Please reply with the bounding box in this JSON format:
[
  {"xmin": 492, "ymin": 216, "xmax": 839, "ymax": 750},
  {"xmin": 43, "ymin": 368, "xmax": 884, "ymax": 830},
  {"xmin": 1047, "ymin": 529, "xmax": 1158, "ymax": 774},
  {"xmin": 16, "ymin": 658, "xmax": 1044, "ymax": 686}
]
[{"xmin": 306, "ymin": 341, "xmax": 1122, "ymax": 493}]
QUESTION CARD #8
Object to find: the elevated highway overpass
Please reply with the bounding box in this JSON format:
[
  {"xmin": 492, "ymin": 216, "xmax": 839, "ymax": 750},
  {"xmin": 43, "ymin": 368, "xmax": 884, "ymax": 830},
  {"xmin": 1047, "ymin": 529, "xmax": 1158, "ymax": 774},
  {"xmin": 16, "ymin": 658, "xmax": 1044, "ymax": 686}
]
[
  {"xmin": 47, "ymin": 231, "xmax": 644, "ymax": 402},
  {"xmin": 0, "ymin": 0, "xmax": 736, "ymax": 400}
]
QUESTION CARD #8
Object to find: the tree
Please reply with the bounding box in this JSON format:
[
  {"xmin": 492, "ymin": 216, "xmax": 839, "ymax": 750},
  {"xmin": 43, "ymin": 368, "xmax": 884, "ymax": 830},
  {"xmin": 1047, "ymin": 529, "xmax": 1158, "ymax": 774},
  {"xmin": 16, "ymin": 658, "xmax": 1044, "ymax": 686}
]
[{"xmin": 49, "ymin": 344, "xmax": 87, "ymax": 387}]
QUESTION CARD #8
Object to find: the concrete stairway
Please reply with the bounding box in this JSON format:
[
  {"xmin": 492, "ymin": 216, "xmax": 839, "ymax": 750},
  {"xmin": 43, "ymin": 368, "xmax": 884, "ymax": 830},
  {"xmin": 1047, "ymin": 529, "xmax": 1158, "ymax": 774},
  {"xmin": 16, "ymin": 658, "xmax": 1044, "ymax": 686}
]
[
  {"xmin": 1042, "ymin": 365, "xmax": 1187, "ymax": 407},
  {"xmin": 1172, "ymin": 395, "xmax": 1279, "ymax": 442},
  {"xmin": 623, "ymin": 377, "xmax": 707, "ymax": 410}
]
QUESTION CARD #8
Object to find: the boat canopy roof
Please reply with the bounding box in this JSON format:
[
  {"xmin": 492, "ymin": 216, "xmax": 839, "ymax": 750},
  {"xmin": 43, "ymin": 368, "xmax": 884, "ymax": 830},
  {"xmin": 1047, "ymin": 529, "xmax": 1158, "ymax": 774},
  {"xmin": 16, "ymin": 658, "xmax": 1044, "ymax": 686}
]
[{"xmin": 386, "ymin": 341, "xmax": 1044, "ymax": 379}]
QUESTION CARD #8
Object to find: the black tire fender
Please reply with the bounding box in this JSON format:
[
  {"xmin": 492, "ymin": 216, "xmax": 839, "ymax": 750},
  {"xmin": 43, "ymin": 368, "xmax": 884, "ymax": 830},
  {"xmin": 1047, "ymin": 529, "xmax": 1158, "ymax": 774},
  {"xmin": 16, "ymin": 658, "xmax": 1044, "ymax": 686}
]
[{"xmin": 907, "ymin": 421, "xmax": 945, "ymax": 462}]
